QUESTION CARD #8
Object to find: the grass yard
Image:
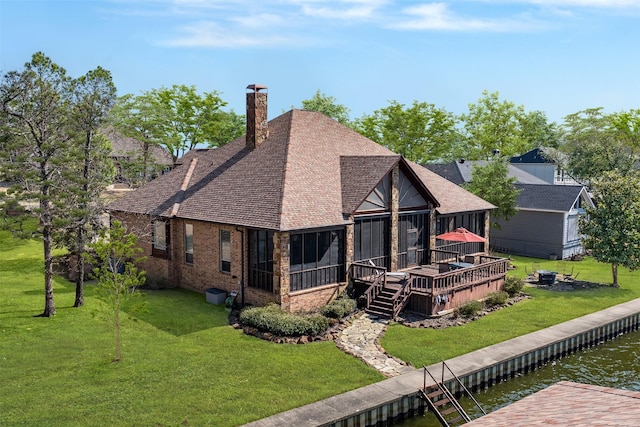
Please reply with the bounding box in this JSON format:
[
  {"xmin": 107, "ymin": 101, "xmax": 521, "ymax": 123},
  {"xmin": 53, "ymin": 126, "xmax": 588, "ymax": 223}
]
[
  {"xmin": 0, "ymin": 231, "xmax": 383, "ymax": 427},
  {"xmin": 381, "ymin": 254, "xmax": 640, "ymax": 368}
]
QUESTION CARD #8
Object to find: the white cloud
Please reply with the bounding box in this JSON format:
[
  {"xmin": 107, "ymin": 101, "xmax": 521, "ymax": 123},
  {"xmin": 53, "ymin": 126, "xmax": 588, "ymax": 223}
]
[
  {"xmin": 388, "ymin": 3, "xmax": 539, "ymax": 32},
  {"xmin": 162, "ymin": 21, "xmax": 300, "ymax": 47},
  {"xmin": 229, "ymin": 13, "xmax": 285, "ymax": 29},
  {"xmin": 291, "ymin": 0, "xmax": 389, "ymax": 20}
]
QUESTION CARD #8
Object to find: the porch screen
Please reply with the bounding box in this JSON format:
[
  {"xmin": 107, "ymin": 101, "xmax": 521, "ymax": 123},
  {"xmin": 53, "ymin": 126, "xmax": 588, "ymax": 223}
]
[
  {"xmin": 397, "ymin": 211, "xmax": 429, "ymax": 269},
  {"xmin": 290, "ymin": 229, "xmax": 345, "ymax": 292},
  {"xmin": 249, "ymin": 229, "xmax": 274, "ymax": 292},
  {"xmin": 354, "ymin": 215, "xmax": 390, "ymax": 268}
]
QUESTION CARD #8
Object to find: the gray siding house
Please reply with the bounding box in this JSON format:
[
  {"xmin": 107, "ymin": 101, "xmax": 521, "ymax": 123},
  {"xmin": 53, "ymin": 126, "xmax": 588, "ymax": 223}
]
[
  {"xmin": 492, "ymin": 184, "xmax": 593, "ymax": 259},
  {"xmin": 425, "ymin": 161, "xmax": 594, "ymax": 259},
  {"xmin": 510, "ymin": 147, "xmax": 580, "ymax": 186}
]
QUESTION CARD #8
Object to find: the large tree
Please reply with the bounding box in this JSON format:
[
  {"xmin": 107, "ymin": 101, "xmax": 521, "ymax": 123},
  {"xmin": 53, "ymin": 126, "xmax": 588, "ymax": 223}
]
[
  {"xmin": 111, "ymin": 85, "xmax": 243, "ymax": 164},
  {"xmin": 354, "ymin": 100, "xmax": 459, "ymax": 164},
  {"xmin": 64, "ymin": 66, "xmax": 117, "ymax": 307},
  {"xmin": 464, "ymin": 159, "xmax": 521, "ymax": 229},
  {"xmin": 0, "ymin": 52, "xmax": 74, "ymax": 317},
  {"xmin": 579, "ymin": 171, "xmax": 640, "ymax": 287},
  {"xmin": 107, "ymin": 93, "xmax": 166, "ymax": 185},
  {"xmin": 460, "ymin": 90, "xmax": 538, "ymax": 160},
  {"xmin": 560, "ymin": 108, "xmax": 636, "ymax": 183},
  {"xmin": 296, "ymin": 89, "xmax": 351, "ymax": 125}
]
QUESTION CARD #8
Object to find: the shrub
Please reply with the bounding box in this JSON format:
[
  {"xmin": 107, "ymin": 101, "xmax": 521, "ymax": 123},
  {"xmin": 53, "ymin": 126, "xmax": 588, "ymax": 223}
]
[
  {"xmin": 458, "ymin": 300, "xmax": 484, "ymax": 318},
  {"xmin": 502, "ymin": 276, "xmax": 525, "ymax": 297},
  {"xmin": 485, "ymin": 290, "xmax": 509, "ymax": 307},
  {"xmin": 239, "ymin": 304, "xmax": 329, "ymax": 336},
  {"xmin": 320, "ymin": 297, "xmax": 357, "ymax": 319}
]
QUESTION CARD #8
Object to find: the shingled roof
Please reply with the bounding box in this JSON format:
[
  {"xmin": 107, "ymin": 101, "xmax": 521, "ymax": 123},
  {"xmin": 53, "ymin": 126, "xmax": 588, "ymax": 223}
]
[
  {"xmin": 101, "ymin": 126, "xmax": 173, "ymax": 166},
  {"xmin": 408, "ymin": 161, "xmax": 494, "ymax": 214},
  {"xmin": 109, "ymin": 109, "xmax": 493, "ymax": 230},
  {"xmin": 425, "ymin": 160, "xmax": 547, "ymax": 185},
  {"xmin": 515, "ymin": 184, "xmax": 591, "ymax": 212}
]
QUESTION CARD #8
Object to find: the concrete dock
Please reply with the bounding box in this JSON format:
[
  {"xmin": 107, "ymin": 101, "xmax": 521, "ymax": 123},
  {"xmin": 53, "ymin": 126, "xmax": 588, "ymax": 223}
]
[{"xmin": 243, "ymin": 297, "xmax": 640, "ymax": 427}]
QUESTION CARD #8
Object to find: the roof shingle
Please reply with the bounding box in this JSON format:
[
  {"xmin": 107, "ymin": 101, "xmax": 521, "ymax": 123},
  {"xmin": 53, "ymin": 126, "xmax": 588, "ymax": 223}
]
[{"xmin": 109, "ymin": 110, "xmax": 493, "ymax": 229}]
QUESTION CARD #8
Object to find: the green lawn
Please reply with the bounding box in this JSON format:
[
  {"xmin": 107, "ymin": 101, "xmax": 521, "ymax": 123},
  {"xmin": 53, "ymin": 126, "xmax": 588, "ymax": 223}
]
[
  {"xmin": 4, "ymin": 230, "xmax": 640, "ymax": 427},
  {"xmin": 380, "ymin": 255, "xmax": 640, "ymax": 368},
  {"xmin": 0, "ymin": 231, "xmax": 383, "ymax": 427}
]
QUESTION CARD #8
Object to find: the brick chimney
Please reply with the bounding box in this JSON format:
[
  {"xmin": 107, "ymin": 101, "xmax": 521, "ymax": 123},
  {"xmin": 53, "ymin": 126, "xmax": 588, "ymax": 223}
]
[{"xmin": 246, "ymin": 84, "xmax": 268, "ymax": 149}]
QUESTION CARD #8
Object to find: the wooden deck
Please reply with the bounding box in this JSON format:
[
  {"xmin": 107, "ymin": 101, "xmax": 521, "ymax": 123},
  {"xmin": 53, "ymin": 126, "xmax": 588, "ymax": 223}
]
[{"xmin": 349, "ymin": 255, "xmax": 510, "ymax": 317}]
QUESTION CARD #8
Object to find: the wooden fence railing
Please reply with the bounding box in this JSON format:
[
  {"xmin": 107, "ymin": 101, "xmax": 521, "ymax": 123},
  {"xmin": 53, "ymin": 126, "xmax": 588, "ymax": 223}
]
[{"xmin": 410, "ymin": 258, "xmax": 510, "ymax": 295}]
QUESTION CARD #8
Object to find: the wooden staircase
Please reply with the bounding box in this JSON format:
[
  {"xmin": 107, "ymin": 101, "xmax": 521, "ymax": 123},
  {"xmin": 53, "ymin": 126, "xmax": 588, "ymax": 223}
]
[
  {"xmin": 419, "ymin": 362, "xmax": 486, "ymax": 426},
  {"xmin": 365, "ymin": 287, "xmax": 396, "ymax": 318}
]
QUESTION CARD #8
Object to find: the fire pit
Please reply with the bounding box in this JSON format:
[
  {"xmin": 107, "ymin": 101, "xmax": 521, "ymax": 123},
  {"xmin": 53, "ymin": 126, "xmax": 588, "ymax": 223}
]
[{"xmin": 537, "ymin": 270, "xmax": 557, "ymax": 285}]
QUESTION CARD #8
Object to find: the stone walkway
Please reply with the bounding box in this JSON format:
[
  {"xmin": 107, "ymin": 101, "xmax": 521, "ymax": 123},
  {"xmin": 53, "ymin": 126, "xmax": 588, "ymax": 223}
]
[{"xmin": 336, "ymin": 312, "xmax": 414, "ymax": 377}]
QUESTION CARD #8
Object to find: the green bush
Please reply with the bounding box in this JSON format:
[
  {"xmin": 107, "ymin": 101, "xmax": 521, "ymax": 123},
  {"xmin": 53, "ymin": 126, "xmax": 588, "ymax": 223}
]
[
  {"xmin": 320, "ymin": 297, "xmax": 357, "ymax": 318},
  {"xmin": 458, "ymin": 300, "xmax": 484, "ymax": 318},
  {"xmin": 485, "ymin": 290, "xmax": 509, "ymax": 307},
  {"xmin": 502, "ymin": 276, "xmax": 525, "ymax": 297},
  {"xmin": 240, "ymin": 304, "xmax": 329, "ymax": 336}
]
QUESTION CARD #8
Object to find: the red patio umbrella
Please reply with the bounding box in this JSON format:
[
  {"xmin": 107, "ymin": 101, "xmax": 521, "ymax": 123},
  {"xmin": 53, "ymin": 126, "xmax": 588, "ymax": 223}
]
[{"xmin": 436, "ymin": 227, "xmax": 485, "ymax": 243}]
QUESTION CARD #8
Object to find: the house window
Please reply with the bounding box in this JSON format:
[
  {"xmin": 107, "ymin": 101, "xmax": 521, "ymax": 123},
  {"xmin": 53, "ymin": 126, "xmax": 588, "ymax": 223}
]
[
  {"xmin": 220, "ymin": 229, "xmax": 231, "ymax": 273},
  {"xmin": 249, "ymin": 230, "xmax": 274, "ymax": 292},
  {"xmin": 152, "ymin": 220, "xmax": 170, "ymax": 258},
  {"xmin": 184, "ymin": 224, "xmax": 194, "ymax": 264},
  {"xmin": 290, "ymin": 229, "xmax": 345, "ymax": 291}
]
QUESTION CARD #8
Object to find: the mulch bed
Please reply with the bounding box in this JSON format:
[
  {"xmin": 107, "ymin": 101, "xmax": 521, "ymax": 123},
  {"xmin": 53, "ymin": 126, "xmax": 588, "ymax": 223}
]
[
  {"xmin": 230, "ymin": 279, "xmax": 614, "ymax": 339},
  {"xmin": 396, "ymin": 279, "xmax": 613, "ymax": 330},
  {"xmin": 396, "ymin": 294, "xmax": 530, "ymax": 329}
]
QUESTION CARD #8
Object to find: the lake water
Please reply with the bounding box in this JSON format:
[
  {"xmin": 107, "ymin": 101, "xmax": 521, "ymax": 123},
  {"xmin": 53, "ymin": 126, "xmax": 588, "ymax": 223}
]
[{"xmin": 398, "ymin": 330, "xmax": 640, "ymax": 426}]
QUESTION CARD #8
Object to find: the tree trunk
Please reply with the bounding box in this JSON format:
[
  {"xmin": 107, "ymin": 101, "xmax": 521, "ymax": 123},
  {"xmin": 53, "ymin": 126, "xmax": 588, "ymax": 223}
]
[
  {"xmin": 74, "ymin": 247, "xmax": 85, "ymax": 307},
  {"xmin": 74, "ymin": 133, "xmax": 91, "ymax": 308},
  {"xmin": 611, "ymin": 263, "xmax": 619, "ymax": 287},
  {"xmin": 114, "ymin": 296, "xmax": 121, "ymax": 362},
  {"xmin": 38, "ymin": 219, "xmax": 56, "ymax": 317}
]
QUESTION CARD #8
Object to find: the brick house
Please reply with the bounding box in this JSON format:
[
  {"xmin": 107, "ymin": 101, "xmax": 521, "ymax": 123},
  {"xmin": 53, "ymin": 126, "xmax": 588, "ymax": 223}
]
[{"xmin": 109, "ymin": 85, "xmax": 497, "ymax": 315}]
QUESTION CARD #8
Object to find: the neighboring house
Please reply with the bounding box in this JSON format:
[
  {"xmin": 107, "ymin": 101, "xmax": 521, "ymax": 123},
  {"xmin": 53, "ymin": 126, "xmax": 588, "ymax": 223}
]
[
  {"xmin": 425, "ymin": 160, "xmax": 594, "ymax": 259},
  {"xmin": 492, "ymin": 184, "xmax": 594, "ymax": 259},
  {"xmin": 101, "ymin": 127, "xmax": 173, "ymax": 186},
  {"xmin": 109, "ymin": 85, "xmax": 501, "ymax": 316},
  {"xmin": 510, "ymin": 147, "xmax": 580, "ymax": 186},
  {"xmin": 426, "ymin": 159, "xmax": 548, "ymax": 186}
]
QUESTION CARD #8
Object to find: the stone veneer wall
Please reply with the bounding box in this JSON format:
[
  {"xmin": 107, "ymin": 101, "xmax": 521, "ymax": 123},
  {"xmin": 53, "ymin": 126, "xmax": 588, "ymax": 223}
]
[{"xmin": 273, "ymin": 231, "xmax": 290, "ymax": 310}]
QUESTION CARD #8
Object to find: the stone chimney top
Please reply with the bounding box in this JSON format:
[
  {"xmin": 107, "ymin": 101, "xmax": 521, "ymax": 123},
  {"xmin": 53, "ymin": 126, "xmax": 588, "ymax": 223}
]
[{"xmin": 246, "ymin": 84, "xmax": 268, "ymax": 149}]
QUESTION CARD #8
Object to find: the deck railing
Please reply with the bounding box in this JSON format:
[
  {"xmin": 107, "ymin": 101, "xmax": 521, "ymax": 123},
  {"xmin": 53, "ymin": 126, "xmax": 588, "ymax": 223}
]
[
  {"xmin": 392, "ymin": 280, "xmax": 412, "ymax": 319},
  {"xmin": 349, "ymin": 262, "xmax": 387, "ymax": 308},
  {"xmin": 410, "ymin": 257, "xmax": 510, "ymax": 295},
  {"xmin": 434, "ymin": 241, "xmax": 485, "ymax": 258}
]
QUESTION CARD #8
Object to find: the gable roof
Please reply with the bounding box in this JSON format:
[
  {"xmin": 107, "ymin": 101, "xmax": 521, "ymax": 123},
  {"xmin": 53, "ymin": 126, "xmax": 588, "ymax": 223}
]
[
  {"xmin": 109, "ymin": 110, "xmax": 493, "ymax": 229},
  {"xmin": 409, "ymin": 161, "xmax": 495, "ymax": 214},
  {"xmin": 515, "ymin": 184, "xmax": 593, "ymax": 212},
  {"xmin": 340, "ymin": 156, "xmax": 400, "ymax": 214},
  {"xmin": 425, "ymin": 160, "xmax": 548, "ymax": 185}
]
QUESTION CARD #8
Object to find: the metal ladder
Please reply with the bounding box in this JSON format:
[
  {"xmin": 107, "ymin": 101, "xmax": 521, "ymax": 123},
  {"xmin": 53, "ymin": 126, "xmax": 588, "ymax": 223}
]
[{"xmin": 419, "ymin": 361, "xmax": 486, "ymax": 426}]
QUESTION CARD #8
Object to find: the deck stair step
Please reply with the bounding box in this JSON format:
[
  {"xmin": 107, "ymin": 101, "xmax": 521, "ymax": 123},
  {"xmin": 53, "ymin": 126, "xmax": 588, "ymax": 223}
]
[{"xmin": 365, "ymin": 287, "xmax": 397, "ymax": 318}]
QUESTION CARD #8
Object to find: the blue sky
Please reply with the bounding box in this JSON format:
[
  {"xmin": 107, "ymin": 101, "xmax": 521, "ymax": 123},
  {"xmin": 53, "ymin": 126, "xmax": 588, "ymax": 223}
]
[{"xmin": 1, "ymin": 0, "xmax": 639, "ymax": 123}]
